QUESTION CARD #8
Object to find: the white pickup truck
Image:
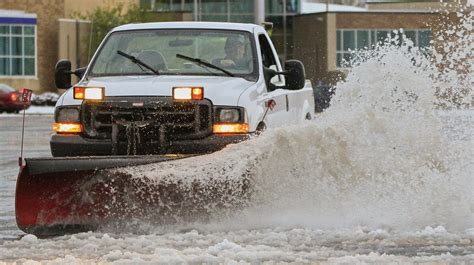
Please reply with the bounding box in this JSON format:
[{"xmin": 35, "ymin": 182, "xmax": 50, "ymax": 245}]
[{"xmin": 51, "ymin": 22, "xmax": 314, "ymax": 156}]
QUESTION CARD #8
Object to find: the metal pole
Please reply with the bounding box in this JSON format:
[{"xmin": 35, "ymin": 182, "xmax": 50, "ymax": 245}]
[
  {"xmin": 227, "ymin": 0, "xmax": 230, "ymax": 22},
  {"xmin": 76, "ymin": 20, "xmax": 80, "ymax": 69},
  {"xmin": 283, "ymin": 0, "xmax": 287, "ymax": 61},
  {"xmin": 87, "ymin": 21, "xmax": 93, "ymax": 62},
  {"xmin": 19, "ymin": 105, "xmax": 26, "ymax": 167},
  {"xmin": 193, "ymin": 0, "xmax": 198, "ymax": 21},
  {"xmin": 254, "ymin": 0, "xmax": 265, "ymax": 24}
]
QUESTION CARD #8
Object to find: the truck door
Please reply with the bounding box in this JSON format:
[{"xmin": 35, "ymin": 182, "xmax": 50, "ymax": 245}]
[
  {"xmin": 257, "ymin": 34, "xmax": 289, "ymax": 127},
  {"xmin": 286, "ymin": 81, "xmax": 312, "ymax": 124}
]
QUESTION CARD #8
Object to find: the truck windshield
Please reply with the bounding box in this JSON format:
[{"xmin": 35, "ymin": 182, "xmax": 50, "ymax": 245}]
[{"xmin": 89, "ymin": 29, "xmax": 257, "ymax": 79}]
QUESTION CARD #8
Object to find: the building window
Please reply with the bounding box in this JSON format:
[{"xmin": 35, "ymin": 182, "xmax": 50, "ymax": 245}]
[
  {"xmin": 336, "ymin": 29, "xmax": 432, "ymax": 68},
  {"xmin": 0, "ymin": 24, "xmax": 36, "ymax": 76},
  {"xmin": 140, "ymin": 0, "xmax": 194, "ymax": 12}
]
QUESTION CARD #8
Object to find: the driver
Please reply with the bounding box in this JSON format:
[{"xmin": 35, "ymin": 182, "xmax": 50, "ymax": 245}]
[{"xmin": 216, "ymin": 36, "xmax": 249, "ymax": 69}]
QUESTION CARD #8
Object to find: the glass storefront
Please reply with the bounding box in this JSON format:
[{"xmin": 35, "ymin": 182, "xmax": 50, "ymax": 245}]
[
  {"xmin": 336, "ymin": 29, "xmax": 432, "ymax": 68},
  {"xmin": 0, "ymin": 24, "xmax": 36, "ymax": 76}
]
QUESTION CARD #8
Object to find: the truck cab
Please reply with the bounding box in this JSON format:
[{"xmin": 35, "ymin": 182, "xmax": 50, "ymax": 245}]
[{"xmin": 52, "ymin": 22, "xmax": 314, "ymax": 156}]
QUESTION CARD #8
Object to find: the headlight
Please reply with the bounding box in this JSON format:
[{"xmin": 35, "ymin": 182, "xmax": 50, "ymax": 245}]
[
  {"xmin": 219, "ymin": 109, "xmax": 240, "ymax": 123},
  {"xmin": 55, "ymin": 107, "xmax": 80, "ymax": 123},
  {"xmin": 173, "ymin": 87, "xmax": 203, "ymax": 100},
  {"xmin": 74, "ymin": 87, "xmax": 104, "ymax": 100},
  {"xmin": 213, "ymin": 107, "xmax": 247, "ymax": 134},
  {"xmin": 214, "ymin": 106, "xmax": 245, "ymax": 123}
]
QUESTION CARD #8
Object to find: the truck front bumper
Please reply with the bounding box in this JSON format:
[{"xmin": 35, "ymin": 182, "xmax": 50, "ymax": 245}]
[{"xmin": 50, "ymin": 134, "xmax": 249, "ymax": 157}]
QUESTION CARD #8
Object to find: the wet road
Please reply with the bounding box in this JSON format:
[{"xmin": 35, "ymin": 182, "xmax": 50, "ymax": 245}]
[{"xmin": 0, "ymin": 115, "xmax": 53, "ymax": 240}]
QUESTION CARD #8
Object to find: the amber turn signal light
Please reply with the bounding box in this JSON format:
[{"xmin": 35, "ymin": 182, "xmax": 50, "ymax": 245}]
[
  {"xmin": 213, "ymin": 123, "xmax": 249, "ymax": 134},
  {"xmin": 73, "ymin": 87, "xmax": 85, "ymax": 99},
  {"xmin": 53, "ymin": 123, "xmax": 83, "ymax": 134},
  {"xmin": 191, "ymin": 87, "xmax": 203, "ymax": 100},
  {"xmin": 74, "ymin": 87, "xmax": 104, "ymax": 100}
]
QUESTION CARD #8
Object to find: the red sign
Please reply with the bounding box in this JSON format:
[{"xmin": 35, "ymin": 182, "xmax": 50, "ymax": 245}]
[
  {"xmin": 266, "ymin": 99, "xmax": 276, "ymax": 110},
  {"xmin": 19, "ymin": 88, "xmax": 32, "ymax": 103}
]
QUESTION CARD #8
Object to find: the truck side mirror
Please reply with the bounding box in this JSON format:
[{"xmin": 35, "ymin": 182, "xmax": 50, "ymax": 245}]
[
  {"xmin": 55, "ymin": 60, "xmax": 72, "ymax": 89},
  {"xmin": 74, "ymin": 67, "xmax": 87, "ymax": 79},
  {"xmin": 284, "ymin": 60, "xmax": 305, "ymax": 90}
]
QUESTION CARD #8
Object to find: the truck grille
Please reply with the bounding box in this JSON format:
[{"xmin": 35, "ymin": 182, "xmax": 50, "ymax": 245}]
[{"xmin": 81, "ymin": 97, "xmax": 212, "ymax": 142}]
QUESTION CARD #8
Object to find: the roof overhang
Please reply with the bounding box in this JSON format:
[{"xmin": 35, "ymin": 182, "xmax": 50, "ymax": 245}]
[
  {"xmin": 0, "ymin": 9, "xmax": 37, "ymax": 24},
  {"xmin": 112, "ymin": 21, "xmax": 258, "ymax": 33}
]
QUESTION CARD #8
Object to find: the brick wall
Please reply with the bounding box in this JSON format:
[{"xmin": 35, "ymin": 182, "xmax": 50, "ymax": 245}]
[
  {"xmin": 64, "ymin": 0, "xmax": 138, "ymax": 17},
  {"xmin": 293, "ymin": 13, "xmax": 329, "ymax": 83},
  {"xmin": 366, "ymin": 0, "xmax": 470, "ymax": 11},
  {"xmin": 0, "ymin": 0, "xmax": 65, "ymax": 92},
  {"xmin": 336, "ymin": 12, "xmax": 440, "ymax": 29}
]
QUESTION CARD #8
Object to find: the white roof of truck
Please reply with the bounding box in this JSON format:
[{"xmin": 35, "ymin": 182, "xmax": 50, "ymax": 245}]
[{"xmin": 113, "ymin": 22, "xmax": 260, "ymax": 33}]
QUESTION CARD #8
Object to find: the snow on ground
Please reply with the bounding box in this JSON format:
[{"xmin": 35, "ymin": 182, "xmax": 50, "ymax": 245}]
[
  {"xmin": 1, "ymin": 226, "xmax": 473, "ymax": 264},
  {"xmin": 25, "ymin": 106, "xmax": 55, "ymax": 114}
]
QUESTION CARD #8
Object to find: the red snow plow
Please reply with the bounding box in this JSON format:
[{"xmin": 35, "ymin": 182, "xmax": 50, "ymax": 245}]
[
  {"xmin": 16, "ymin": 155, "xmax": 250, "ymax": 236},
  {"xmin": 15, "ymin": 155, "xmax": 198, "ymax": 235}
]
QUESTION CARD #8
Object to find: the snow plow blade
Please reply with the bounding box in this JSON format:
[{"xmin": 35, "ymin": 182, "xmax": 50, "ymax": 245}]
[{"xmin": 15, "ymin": 155, "xmax": 196, "ymax": 236}]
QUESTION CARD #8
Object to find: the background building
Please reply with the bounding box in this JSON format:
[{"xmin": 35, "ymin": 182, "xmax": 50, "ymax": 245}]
[
  {"xmin": 0, "ymin": 0, "xmax": 137, "ymax": 92},
  {"xmin": 0, "ymin": 0, "xmax": 185, "ymax": 92},
  {"xmin": 366, "ymin": 0, "xmax": 469, "ymax": 10},
  {"xmin": 139, "ymin": 0, "xmax": 301, "ymax": 60},
  {"xmin": 293, "ymin": 0, "xmax": 470, "ymax": 84},
  {"xmin": 0, "ymin": 0, "xmax": 470, "ymax": 92}
]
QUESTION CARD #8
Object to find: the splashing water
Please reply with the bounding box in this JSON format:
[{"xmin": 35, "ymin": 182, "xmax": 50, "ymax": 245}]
[{"xmin": 111, "ymin": 14, "xmax": 473, "ymax": 234}]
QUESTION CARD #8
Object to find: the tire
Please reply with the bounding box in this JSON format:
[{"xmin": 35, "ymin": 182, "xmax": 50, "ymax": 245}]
[
  {"xmin": 255, "ymin": 122, "xmax": 266, "ymax": 135},
  {"xmin": 313, "ymin": 85, "xmax": 335, "ymax": 113}
]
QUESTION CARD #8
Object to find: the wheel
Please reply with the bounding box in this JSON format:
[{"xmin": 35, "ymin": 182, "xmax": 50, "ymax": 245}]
[{"xmin": 255, "ymin": 122, "xmax": 266, "ymax": 135}]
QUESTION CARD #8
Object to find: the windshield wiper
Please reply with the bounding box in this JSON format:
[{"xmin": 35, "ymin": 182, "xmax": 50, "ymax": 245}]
[
  {"xmin": 117, "ymin": 50, "xmax": 159, "ymax": 75},
  {"xmin": 176, "ymin": 54, "xmax": 234, "ymax": 77}
]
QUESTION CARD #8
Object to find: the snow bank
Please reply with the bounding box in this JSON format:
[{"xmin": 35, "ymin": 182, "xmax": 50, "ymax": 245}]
[
  {"xmin": 25, "ymin": 106, "xmax": 55, "ymax": 114},
  {"xmin": 0, "ymin": 106, "xmax": 54, "ymax": 116}
]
